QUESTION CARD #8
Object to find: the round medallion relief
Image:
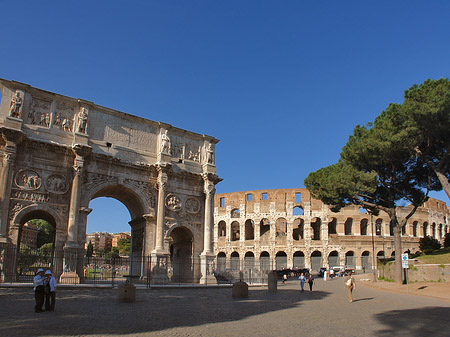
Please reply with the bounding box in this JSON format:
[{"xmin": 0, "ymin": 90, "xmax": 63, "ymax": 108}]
[
  {"xmin": 15, "ymin": 169, "xmax": 42, "ymax": 190},
  {"xmin": 165, "ymin": 194, "xmax": 182, "ymax": 211},
  {"xmin": 45, "ymin": 174, "xmax": 69, "ymax": 194},
  {"xmin": 185, "ymin": 197, "xmax": 201, "ymax": 214}
]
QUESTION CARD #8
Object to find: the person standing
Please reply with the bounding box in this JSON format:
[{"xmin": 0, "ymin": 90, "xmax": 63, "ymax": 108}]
[
  {"xmin": 299, "ymin": 273, "xmax": 306, "ymax": 292},
  {"xmin": 307, "ymin": 274, "xmax": 314, "ymax": 291},
  {"xmin": 44, "ymin": 270, "xmax": 57, "ymax": 311},
  {"xmin": 344, "ymin": 272, "xmax": 356, "ymax": 302},
  {"xmin": 282, "ymin": 273, "xmax": 287, "ymax": 285},
  {"xmin": 33, "ymin": 268, "xmax": 45, "ymax": 312}
]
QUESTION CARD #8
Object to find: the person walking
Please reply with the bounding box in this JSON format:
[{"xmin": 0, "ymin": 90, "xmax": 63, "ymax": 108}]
[
  {"xmin": 299, "ymin": 273, "xmax": 306, "ymax": 292},
  {"xmin": 344, "ymin": 272, "xmax": 356, "ymax": 302},
  {"xmin": 282, "ymin": 273, "xmax": 287, "ymax": 285},
  {"xmin": 33, "ymin": 268, "xmax": 45, "ymax": 312},
  {"xmin": 307, "ymin": 274, "xmax": 314, "ymax": 291},
  {"xmin": 44, "ymin": 270, "xmax": 57, "ymax": 311}
]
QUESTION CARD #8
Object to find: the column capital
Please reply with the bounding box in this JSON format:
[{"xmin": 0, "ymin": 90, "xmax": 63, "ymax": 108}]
[
  {"xmin": 72, "ymin": 143, "xmax": 92, "ymax": 158},
  {"xmin": 1, "ymin": 127, "xmax": 25, "ymax": 146}
]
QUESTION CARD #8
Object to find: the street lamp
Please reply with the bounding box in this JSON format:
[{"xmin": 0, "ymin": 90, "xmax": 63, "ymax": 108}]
[{"xmin": 370, "ymin": 213, "xmax": 377, "ymax": 282}]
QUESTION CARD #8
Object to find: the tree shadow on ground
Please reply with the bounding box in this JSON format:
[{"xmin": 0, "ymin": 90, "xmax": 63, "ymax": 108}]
[
  {"xmin": 0, "ymin": 287, "xmax": 330, "ymax": 336},
  {"xmin": 375, "ymin": 306, "xmax": 450, "ymax": 337}
]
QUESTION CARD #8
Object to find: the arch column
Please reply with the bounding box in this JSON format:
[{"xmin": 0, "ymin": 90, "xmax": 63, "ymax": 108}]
[
  {"xmin": 0, "ymin": 128, "xmax": 24, "ymax": 245},
  {"xmin": 61, "ymin": 144, "xmax": 91, "ymax": 284},
  {"xmin": 153, "ymin": 163, "xmax": 170, "ymax": 255},
  {"xmin": 200, "ymin": 172, "xmax": 220, "ymax": 284}
]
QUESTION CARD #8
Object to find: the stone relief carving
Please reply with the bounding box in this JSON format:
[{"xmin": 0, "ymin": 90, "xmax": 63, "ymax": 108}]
[
  {"xmin": 27, "ymin": 98, "xmax": 51, "ymax": 127},
  {"xmin": 45, "ymin": 174, "xmax": 69, "ymax": 194},
  {"xmin": 13, "ymin": 191, "xmax": 49, "ymax": 203},
  {"xmin": 9, "ymin": 202, "xmax": 24, "ymax": 220},
  {"xmin": 166, "ymin": 194, "xmax": 182, "ymax": 211},
  {"xmin": 160, "ymin": 130, "xmax": 171, "ymax": 154},
  {"xmin": 75, "ymin": 107, "xmax": 88, "ymax": 134},
  {"xmin": 185, "ymin": 197, "xmax": 201, "ymax": 214},
  {"xmin": 125, "ymin": 179, "xmax": 157, "ymax": 209},
  {"xmin": 132, "ymin": 227, "xmax": 144, "ymax": 252},
  {"xmin": 54, "ymin": 102, "xmax": 76, "ymax": 132},
  {"xmin": 185, "ymin": 212, "xmax": 202, "ymax": 223},
  {"xmin": 9, "ymin": 91, "xmax": 23, "ymax": 118},
  {"xmin": 185, "ymin": 142, "xmax": 201, "ymax": 162},
  {"xmin": 15, "ymin": 169, "xmax": 42, "ymax": 190}
]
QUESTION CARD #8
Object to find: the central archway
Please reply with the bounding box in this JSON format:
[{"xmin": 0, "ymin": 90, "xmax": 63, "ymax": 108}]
[{"xmin": 169, "ymin": 226, "xmax": 194, "ymax": 283}]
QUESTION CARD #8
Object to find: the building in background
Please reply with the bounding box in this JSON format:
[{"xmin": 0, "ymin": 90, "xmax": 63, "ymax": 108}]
[
  {"xmin": 20, "ymin": 223, "xmax": 39, "ymax": 249},
  {"xmin": 112, "ymin": 232, "xmax": 131, "ymax": 248},
  {"xmin": 214, "ymin": 188, "xmax": 450, "ymax": 276}
]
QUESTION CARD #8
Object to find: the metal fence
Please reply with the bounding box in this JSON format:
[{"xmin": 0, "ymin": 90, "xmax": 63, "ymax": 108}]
[{"xmin": 0, "ymin": 248, "xmax": 276, "ymax": 286}]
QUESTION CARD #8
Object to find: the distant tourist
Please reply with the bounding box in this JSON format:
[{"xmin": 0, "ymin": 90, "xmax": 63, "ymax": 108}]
[
  {"xmin": 344, "ymin": 272, "xmax": 356, "ymax": 302},
  {"xmin": 33, "ymin": 268, "xmax": 45, "ymax": 312},
  {"xmin": 282, "ymin": 273, "xmax": 287, "ymax": 285},
  {"xmin": 308, "ymin": 274, "xmax": 314, "ymax": 291},
  {"xmin": 44, "ymin": 270, "xmax": 57, "ymax": 311},
  {"xmin": 299, "ymin": 273, "xmax": 306, "ymax": 292}
]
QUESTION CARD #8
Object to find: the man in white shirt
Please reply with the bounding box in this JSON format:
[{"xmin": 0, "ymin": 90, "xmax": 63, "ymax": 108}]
[
  {"xmin": 44, "ymin": 270, "xmax": 57, "ymax": 311},
  {"xmin": 33, "ymin": 268, "xmax": 45, "ymax": 312}
]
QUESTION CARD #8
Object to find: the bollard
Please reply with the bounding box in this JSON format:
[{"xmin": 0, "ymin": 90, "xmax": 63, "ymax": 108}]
[
  {"xmin": 117, "ymin": 282, "xmax": 136, "ymax": 303},
  {"xmin": 268, "ymin": 271, "xmax": 277, "ymax": 292},
  {"xmin": 232, "ymin": 281, "xmax": 249, "ymax": 298}
]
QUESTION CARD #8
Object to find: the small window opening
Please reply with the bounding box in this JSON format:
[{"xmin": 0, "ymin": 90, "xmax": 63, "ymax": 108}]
[
  {"xmin": 247, "ymin": 193, "xmax": 253, "ymax": 201},
  {"xmin": 220, "ymin": 197, "xmax": 225, "ymax": 208},
  {"xmin": 295, "ymin": 192, "xmax": 301, "ymax": 203},
  {"xmin": 262, "ymin": 193, "xmax": 268, "ymax": 200}
]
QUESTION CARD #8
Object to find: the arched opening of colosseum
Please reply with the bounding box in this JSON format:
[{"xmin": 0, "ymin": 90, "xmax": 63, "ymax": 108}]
[
  {"xmin": 311, "ymin": 251, "xmax": 322, "ymax": 272},
  {"xmin": 293, "ymin": 251, "xmax": 305, "ymax": 268},
  {"xmin": 401, "ymin": 223, "xmax": 406, "ymax": 235},
  {"xmin": 361, "ymin": 251, "xmax": 371, "ymax": 271},
  {"xmin": 169, "ymin": 226, "xmax": 194, "ymax": 283},
  {"xmin": 360, "ymin": 219, "xmax": 368, "ymax": 236},
  {"xmin": 389, "ymin": 223, "xmax": 394, "ymax": 236},
  {"xmin": 328, "ymin": 218, "xmax": 337, "ymax": 235},
  {"xmin": 260, "ymin": 251, "xmax": 270, "ymax": 273},
  {"xmin": 260, "ymin": 219, "xmax": 270, "ymax": 242},
  {"xmin": 311, "ymin": 217, "xmax": 321, "ymax": 240},
  {"xmin": 245, "ymin": 220, "xmax": 254, "ymax": 240},
  {"xmin": 217, "ymin": 252, "xmax": 226, "ymax": 271},
  {"xmin": 344, "ymin": 218, "xmax": 353, "ymax": 235},
  {"xmin": 377, "ymin": 251, "xmax": 385, "ymax": 259},
  {"xmin": 218, "ymin": 221, "xmax": 226, "ymax": 239},
  {"xmin": 13, "ymin": 208, "xmax": 57, "ymax": 278},
  {"xmin": 445, "ymin": 225, "xmax": 449, "ymax": 234},
  {"xmin": 293, "ymin": 218, "xmax": 304, "ymax": 240},
  {"xmin": 244, "ymin": 252, "xmax": 255, "ymax": 281},
  {"xmin": 345, "ymin": 251, "xmax": 355, "ymax": 268},
  {"xmin": 432, "ymin": 223, "xmax": 436, "ymax": 238},
  {"xmin": 328, "ymin": 250, "xmax": 339, "ymax": 267},
  {"xmin": 231, "ymin": 221, "xmax": 240, "ymax": 241},
  {"xmin": 230, "ymin": 251, "xmax": 240, "ymax": 271},
  {"xmin": 423, "ymin": 222, "xmax": 429, "ymax": 236},
  {"xmin": 412, "ymin": 221, "xmax": 418, "ymax": 237},
  {"xmin": 391, "ymin": 251, "xmax": 396, "ymax": 257},
  {"xmin": 375, "ymin": 218, "xmax": 383, "ymax": 235},
  {"xmin": 275, "ymin": 218, "xmax": 287, "ymax": 237},
  {"xmin": 439, "ymin": 224, "xmax": 443, "ymax": 239},
  {"xmin": 276, "ymin": 251, "xmax": 287, "ymax": 269},
  {"xmin": 231, "ymin": 208, "xmax": 240, "ymax": 218},
  {"xmin": 293, "ymin": 206, "xmax": 304, "ymax": 216}
]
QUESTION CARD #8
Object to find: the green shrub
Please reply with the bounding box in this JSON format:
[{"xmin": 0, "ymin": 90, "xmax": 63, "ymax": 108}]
[
  {"xmin": 444, "ymin": 233, "xmax": 450, "ymax": 248},
  {"xmin": 419, "ymin": 236, "xmax": 441, "ymax": 252}
]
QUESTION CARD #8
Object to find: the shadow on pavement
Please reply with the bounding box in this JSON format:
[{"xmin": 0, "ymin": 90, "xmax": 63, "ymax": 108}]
[
  {"xmin": 351, "ymin": 297, "xmax": 374, "ymax": 302},
  {"xmin": 0, "ymin": 287, "xmax": 331, "ymax": 336},
  {"xmin": 375, "ymin": 306, "xmax": 450, "ymax": 336}
]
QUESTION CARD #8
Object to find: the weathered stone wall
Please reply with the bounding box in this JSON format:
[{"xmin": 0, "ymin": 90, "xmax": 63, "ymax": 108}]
[{"xmin": 379, "ymin": 262, "xmax": 450, "ymax": 282}]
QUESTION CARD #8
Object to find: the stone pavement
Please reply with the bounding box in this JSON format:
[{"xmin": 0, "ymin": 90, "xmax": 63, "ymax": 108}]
[
  {"xmin": 1, "ymin": 277, "xmax": 449, "ymax": 337},
  {"xmin": 355, "ymin": 273, "xmax": 450, "ymax": 302}
]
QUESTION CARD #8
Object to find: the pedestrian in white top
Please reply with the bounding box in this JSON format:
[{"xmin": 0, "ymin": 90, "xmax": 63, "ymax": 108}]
[
  {"xmin": 33, "ymin": 268, "xmax": 45, "ymax": 312},
  {"xmin": 44, "ymin": 270, "xmax": 57, "ymax": 311}
]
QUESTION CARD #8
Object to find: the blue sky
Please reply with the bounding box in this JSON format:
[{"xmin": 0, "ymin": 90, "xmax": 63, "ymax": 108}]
[{"xmin": 1, "ymin": 1, "xmax": 450, "ymax": 233}]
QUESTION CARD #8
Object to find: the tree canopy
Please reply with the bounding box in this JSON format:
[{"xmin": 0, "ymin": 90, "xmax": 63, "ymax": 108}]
[{"xmin": 304, "ymin": 80, "xmax": 447, "ymax": 283}]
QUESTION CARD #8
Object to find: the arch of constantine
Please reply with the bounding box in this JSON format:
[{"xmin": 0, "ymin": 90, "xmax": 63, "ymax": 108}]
[
  {"xmin": 214, "ymin": 188, "xmax": 450, "ymax": 274},
  {"xmin": 0, "ymin": 79, "xmax": 220, "ymax": 283}
]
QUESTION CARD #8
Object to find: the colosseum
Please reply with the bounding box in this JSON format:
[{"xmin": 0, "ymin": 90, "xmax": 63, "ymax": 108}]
[{"xmin": 213, "ymin": 188, "xmax": 450, "ymax": 278}]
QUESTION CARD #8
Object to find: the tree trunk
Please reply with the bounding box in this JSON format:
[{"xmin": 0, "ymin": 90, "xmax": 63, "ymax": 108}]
[
  {"xmin": 392, "ymin": 222, "xmax": 403, "ymax": 284},
  {"xmin": 434, "ymin": 170, "xmax": 450, "ymax": 200}
]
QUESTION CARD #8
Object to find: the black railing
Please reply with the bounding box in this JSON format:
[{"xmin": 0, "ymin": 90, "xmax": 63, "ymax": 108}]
[{"xmin": 0, "ymin": 247, "xmax": 274, "ymax": 286}]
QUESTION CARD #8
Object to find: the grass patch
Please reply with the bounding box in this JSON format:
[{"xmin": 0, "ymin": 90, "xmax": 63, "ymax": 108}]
[{"xmin": 415, "ymin": 247, "xmax": 450, "ymax": 264}]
